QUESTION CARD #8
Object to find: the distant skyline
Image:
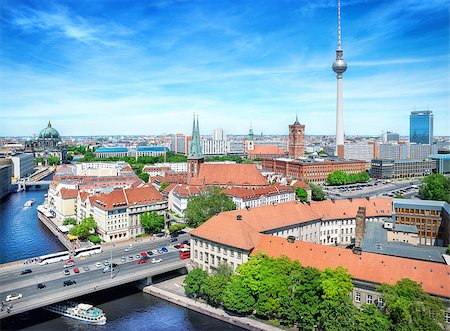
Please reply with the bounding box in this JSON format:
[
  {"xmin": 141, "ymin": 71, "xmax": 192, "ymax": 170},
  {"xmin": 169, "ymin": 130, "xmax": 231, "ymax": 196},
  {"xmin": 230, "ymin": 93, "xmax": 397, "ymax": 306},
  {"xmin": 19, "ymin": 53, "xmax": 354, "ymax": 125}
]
[{"xmin": 1, "ymin": 0, "xmax": 448, "ymax": 137}]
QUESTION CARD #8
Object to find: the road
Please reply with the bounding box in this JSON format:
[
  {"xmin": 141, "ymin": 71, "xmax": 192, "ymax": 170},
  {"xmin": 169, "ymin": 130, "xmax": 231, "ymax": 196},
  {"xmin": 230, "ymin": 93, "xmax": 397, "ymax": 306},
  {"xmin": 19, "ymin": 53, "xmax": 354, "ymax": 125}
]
[{"xmin": 0, "ymin": 234, "xmax": 191, "ymax": 318}]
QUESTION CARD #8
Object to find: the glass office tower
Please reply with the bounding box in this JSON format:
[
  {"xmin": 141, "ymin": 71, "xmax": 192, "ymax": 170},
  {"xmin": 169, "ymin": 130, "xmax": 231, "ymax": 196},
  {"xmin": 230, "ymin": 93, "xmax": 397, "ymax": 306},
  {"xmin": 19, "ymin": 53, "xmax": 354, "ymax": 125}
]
[{"xmin": 410, "ymin": 111, "xmax": 433, "ymax": 144}]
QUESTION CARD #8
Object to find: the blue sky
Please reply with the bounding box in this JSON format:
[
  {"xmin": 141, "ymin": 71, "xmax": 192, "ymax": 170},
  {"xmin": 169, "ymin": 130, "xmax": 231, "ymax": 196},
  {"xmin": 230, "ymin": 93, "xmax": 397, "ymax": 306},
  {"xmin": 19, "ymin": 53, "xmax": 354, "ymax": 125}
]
[{"xmin": 0, "ymin": 0, "xmax": 448, "ymax": 137}]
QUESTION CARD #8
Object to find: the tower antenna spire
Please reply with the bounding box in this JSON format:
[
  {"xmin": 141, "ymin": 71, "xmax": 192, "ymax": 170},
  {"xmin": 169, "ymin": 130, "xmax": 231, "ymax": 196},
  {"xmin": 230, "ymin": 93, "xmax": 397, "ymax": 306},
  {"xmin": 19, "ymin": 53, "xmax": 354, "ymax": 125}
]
[{"xmin": 337, "ymin": 0, "xmax": 342, "ymax": 50}]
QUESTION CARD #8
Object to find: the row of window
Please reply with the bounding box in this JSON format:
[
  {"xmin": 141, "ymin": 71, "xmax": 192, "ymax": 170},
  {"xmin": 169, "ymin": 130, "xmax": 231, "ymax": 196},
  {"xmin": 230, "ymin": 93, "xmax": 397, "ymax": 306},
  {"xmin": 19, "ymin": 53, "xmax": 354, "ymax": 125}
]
[
  {"xmin": 354, "ymin": 292, "xmax": 383, "ymax": 307},
  {"xmin": 194, "ymin": 240, "xmax": 242, "ymax": 259}
]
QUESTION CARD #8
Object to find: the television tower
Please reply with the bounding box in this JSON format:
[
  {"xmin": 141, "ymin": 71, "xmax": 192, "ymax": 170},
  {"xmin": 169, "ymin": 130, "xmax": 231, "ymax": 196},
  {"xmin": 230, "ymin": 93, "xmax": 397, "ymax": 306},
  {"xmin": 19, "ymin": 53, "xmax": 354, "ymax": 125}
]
[{"xmin": 332, "ymin": 0, "xmax": 347, "ymax": 158}]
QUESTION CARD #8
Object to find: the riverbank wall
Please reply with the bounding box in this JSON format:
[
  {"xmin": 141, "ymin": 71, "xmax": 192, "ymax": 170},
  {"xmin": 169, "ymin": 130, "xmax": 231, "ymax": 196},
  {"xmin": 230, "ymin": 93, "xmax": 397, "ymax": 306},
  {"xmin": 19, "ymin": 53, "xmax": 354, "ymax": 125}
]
[
  {"xmin": 143, "ymin": 285, "xmax": 281, "ymax": 331},
  {"xmin": 37, "ymin": 208, "xmax": 73, "ymax": 251}
]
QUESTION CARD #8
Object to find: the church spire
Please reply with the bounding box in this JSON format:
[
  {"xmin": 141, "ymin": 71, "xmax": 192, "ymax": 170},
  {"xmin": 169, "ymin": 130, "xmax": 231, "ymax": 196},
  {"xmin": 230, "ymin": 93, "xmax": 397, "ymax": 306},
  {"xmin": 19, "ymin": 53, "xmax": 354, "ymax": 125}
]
[
  {"xmin": 189, "ymin": 114, "xmax": 203, "ymax": 159},
  {"xmin": 48, "ymin": 120, "xmax": 52, "ymax": 128}
]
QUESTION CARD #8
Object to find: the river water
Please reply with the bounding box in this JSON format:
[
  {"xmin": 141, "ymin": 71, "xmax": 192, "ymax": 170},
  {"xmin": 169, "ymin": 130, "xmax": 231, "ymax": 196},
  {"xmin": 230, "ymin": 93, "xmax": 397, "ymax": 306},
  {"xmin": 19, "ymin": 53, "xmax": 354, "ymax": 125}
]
[{"xmin": 0, "ymin": 187, "xmax": 243, "ymax": 331}]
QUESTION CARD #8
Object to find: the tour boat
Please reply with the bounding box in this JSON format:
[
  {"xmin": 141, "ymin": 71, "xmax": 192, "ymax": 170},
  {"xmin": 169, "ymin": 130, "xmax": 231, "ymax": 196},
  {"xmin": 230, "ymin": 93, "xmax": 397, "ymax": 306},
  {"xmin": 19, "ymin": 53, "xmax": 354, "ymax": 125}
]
[
  {"xmin": 23, "ymin": 199, "xmax": 35, "ymax": 207},
  {"xmin": 44, "ymin": 301, "xmax": 107, "ymax": 325}
]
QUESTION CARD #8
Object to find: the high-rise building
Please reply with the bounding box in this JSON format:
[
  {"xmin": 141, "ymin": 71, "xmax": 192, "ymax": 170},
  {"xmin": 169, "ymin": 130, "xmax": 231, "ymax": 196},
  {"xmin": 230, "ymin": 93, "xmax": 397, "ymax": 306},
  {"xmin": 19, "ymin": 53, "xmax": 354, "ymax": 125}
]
[
  {"xmin": 332, "ymin": 0, "xmax": 347, "ymax": 158},
  {"xmin": 288, "ymin": 115, "xmax": 305, "ymax": 159},
  {"xmin": 187, "ymin": 115, "xmax": 204, "ymax": 181},
  {"xmin": 410, "ymin": 110, "xmax": 433, "ymax": 144},
  {"xmin": 382, "ymin": 131, "xmax": 400, "ymax": 143},
  {"xmin": 213, "ymin": 128, "xmax": 226, "ymax": 141}
]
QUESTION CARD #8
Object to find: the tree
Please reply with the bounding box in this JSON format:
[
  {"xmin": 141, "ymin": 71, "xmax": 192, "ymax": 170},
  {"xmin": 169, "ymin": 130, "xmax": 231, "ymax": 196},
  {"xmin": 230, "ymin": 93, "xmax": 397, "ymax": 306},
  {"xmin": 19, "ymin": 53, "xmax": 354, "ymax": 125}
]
[
  {"xmin": 317, "ymin": 267, "xmax": 356, "ymax": 330},
  {"xmin": 184, "ymin": 268, "xmax": 208, "ymax": 298},
  {"xmin": 378, "ymin": 278, "xmax": 445, "ymax": 331},
  {"xmin": 327, "ymin": 170, "xmax": 370, "ymax": 186},
  {"xmin": 88, "ymin": 234, "xmax": 101, "ymax": 244},
  {"xmin": 418, "ymin": 174, "xmax": 450, "ymax": 203},
  {"xmin": 47, "ymin": 156, "xmax": 60, "ymax": 165},
  {"xmin": 138, "ymin": 172, "xmax": 149, "ymax": 183},
  {"xmin": 446, "ymin": 244, "xmax": 450, "ymax": 254},
  {"xmin": 159, "ymin": 181, "xmax": 169, "ymax": 192},
  {"xmin": 168, "ymin": 223, "xmax": 187, "ymax": 234},
  {"xmin": 63, "ymin": 217, "xmax": 77, "ymax": 226},
  {"xmin": 202, "ymin": 273, "xmax": 230, "ymax": 307},
  {"xmin": 35, "ymin": 157, "xmax": 44, "ymax": 165},
  {"xmin": 310, "ymin": 184, "xmax": 326, "ymax": 201},
  {"xmin": 140, "ymin": 211, "xmax": 164, "ymax": 234},
  {"xmin": 222, "ymin": 276, "xmax": 255, "ymax": 315},
  {"xmin": 66, "ymin": 154, "xmax": 74, "ymax": 161},
  {"xmin": 295, "ymin": 187, "xmax": 308, "ymax": 202},
  {"xmin": 68, "ymin": 216, "xmax": 97, "ymax": 240},
  {"xmin": 185, "ymin": 186, "xmax": 236, "ymax": 228},
  {"xmin": 354, "ymin": 304, "xmax": 391, "ymax": 331}
]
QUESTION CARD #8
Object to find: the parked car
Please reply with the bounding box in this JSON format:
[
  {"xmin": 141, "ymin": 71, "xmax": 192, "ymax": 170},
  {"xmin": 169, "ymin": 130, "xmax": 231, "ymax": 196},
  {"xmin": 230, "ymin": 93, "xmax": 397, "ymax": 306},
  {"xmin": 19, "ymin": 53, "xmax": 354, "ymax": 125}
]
[
  {"xmin": 181, "ymin": 240, "xmax": 189, "ymax": 245},
  {"xmin": 37, "ymin": 283, "xmax": 46, "ymax": 289},
  {"xmin": 104, "ymin": 260, "xmax": 110, "ymax": 266},
  {"xmin": 95, "ymin": 262, "xmax": 102, "ymax": 268},
  {"xmin": 73, "ymin": 268, "xmax": 80, "ymax": 274},
  {"xmin": 63, "ymin": 280, "xmax": 76, "ymax": 286},
  {"xmin": 154, "ymin": 233, "xmax": 165, "ymax": 237},
  {"xmin": 20, "ymin": 269, "xmax": 32, "ymax": 275},
  {"xmin": 83, "ymin": 266, "xmax": 90, "ymax": 272},
  {"xmin": 151, "ymin": 258, "xmax": 162, "ymax": 264},
  {"xmin": 6, "ymin": 293, "xmax": 23, "ymax": 302},
  {"xmin": 64, "ymin": 269, "xmax": 70, "ymax": 276},
  {"xmin": 169, "ymin": 237, "xmax": 177, "ymax": 243}
]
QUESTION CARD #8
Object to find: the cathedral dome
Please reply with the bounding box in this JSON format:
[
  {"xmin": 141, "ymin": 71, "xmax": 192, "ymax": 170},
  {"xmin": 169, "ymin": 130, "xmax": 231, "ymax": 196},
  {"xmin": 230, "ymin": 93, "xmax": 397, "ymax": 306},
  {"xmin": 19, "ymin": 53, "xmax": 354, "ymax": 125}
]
[{"xmin": 38, "ymin": 121, "xmax": 60, "ymax": 139}]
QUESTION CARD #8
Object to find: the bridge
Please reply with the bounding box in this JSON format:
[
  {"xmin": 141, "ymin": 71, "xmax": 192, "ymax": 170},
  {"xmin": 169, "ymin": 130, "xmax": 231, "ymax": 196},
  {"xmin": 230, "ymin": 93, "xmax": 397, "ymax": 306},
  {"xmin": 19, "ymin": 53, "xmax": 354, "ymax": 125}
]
[
  {"xmin": 16, "ymin": 167, "xmax": 55, "ymax": 191},
  {"xmin": 0, "ymin": 236, "xmax": 191, "ymax": 318}
]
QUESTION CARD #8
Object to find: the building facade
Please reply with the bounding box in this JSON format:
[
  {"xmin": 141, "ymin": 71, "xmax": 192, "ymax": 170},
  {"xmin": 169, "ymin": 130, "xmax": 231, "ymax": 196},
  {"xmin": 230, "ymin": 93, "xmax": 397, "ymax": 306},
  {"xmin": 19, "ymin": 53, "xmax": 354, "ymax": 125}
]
[
  {"xmin": 225, "ymin": 185, "xmax": 295, "ymax": 210},
  {"xmin": 393, "ymin": 198, "xmax": 450, "ymax": 246},
  {"xmin": 95, "ymin": 147, "xmax": 128, "ymax": 158},
  {"xmin": 0, "ymin": 163, "xmax": 12, "ymax": 199},
  {"xmin": 371, "ymin": 159, "xmax": 436, "ymax": 179},
  {"xmin": 343, "ymin": 144, "xmax": 374, "ymax": 162},
  {"xmin": 410, "ymin": 110, "xmax": 433, "ymax": 145},
  {"xmin": 9, "ymin": 153, "xmax": 34, "ymax": 179},
  {"xmin": 263, "ymin": 158, "xmax": 366, "ymax": 183}
]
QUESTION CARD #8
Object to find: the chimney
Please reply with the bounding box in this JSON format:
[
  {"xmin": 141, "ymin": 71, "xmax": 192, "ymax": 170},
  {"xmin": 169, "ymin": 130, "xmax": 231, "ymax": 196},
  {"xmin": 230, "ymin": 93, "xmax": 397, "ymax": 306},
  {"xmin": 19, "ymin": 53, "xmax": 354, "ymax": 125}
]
[
  {"xmin": 236, "ymin": 215, "xmax": 242, "ymax": 221},
  {"xmin": 354, "ymin": 206, "xmax": 366, "ymax": 250},
  {"xmin": 287, "ymin": 236, "xmax": 295, "ymax": 243}
]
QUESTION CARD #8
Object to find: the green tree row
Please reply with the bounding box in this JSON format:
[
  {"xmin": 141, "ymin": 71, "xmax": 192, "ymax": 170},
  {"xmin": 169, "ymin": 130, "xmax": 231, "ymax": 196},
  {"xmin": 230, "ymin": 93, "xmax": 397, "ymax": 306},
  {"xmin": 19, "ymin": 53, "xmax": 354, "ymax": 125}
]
[
  {"xmin": 184, "ymin": 254, "xmax": 445, "ymax": 330},
  {"xmin": 140, "ymin": 211, "xmax": 165, "ymax": 234},
  {"xmin": 79, "ymin": 151, "xmax": 187, "ymax": 164},
  {"xmin": 327, "ymin": 170, "xmax": 370, "ymax": 186}
]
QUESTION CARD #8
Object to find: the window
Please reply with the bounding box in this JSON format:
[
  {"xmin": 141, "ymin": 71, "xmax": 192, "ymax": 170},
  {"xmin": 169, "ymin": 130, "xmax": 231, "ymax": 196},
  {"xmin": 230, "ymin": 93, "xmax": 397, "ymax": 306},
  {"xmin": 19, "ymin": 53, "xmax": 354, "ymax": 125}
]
[
  {"xmin": 194, "ymin": 250, "xmax": 198, "ymax": 259},
  {"xmin": 230, "ymin": 251, "xmax": 234, "ymax": 257},
  {"xmin": 377, "ymin": 297, "xmax": 384, "ymax": 308},
  {"xmin": 355, "ymin": 292, "xmax": 361, "ymax": 303},
  {"xmin": 195, "ymin": 239, "xmax": 198, "ymax": 246},
  {"xmin": 200, "ymin": 252, "xmax": 203, "ymax": 261},
  {"xmin": 237, "ymin": 252, "xmax": 241, "ymax": 259},
  {"xmin": 367, "ymin": 294, "xmax": 373, "ymax": 304},
  {"xmin": 445, "ymin": 312, "xmax": 450, "ymax": 324}
]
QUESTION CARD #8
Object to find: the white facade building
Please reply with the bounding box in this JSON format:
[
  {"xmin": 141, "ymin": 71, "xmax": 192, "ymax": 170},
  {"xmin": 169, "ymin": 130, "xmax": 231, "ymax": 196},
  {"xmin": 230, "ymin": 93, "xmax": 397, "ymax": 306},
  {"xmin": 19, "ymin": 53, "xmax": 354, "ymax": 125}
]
[{"xmin": 10, "ymin": 153, "xmax": 34, "ymax": 179}]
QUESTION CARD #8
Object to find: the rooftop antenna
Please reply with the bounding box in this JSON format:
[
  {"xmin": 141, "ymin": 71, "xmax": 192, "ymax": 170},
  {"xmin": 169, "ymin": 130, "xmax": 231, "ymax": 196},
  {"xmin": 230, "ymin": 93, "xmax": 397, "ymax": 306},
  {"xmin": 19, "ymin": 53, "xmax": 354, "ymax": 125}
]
[{"xmin": 337, "ymin": 0, "xmax": 342, "ymax": 50}]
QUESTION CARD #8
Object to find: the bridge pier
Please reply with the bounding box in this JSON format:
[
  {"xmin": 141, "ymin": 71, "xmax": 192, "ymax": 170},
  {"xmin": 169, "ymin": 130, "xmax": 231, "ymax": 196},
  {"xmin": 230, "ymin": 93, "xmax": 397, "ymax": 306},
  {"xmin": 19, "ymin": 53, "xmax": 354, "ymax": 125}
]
[{"xmin": 135, "ymin": 276, "xmax": 153, "ymax": 290}]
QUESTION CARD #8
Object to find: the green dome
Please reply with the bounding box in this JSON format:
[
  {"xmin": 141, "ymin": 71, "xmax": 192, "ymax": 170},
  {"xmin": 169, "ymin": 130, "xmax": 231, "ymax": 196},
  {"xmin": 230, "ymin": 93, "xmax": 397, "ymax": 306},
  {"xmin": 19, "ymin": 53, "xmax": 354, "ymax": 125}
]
[{"xmin": 39, "ymin": 121, "xmax": 60, "ymax": 139}]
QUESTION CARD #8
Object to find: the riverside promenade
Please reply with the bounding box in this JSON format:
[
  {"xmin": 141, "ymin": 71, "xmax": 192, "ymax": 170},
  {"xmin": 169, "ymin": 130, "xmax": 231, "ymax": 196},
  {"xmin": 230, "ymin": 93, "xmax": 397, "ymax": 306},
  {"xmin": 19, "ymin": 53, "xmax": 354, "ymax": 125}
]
[{"xmin": 144, "ymin": 276, "xmax": 281, "ymax": 331}]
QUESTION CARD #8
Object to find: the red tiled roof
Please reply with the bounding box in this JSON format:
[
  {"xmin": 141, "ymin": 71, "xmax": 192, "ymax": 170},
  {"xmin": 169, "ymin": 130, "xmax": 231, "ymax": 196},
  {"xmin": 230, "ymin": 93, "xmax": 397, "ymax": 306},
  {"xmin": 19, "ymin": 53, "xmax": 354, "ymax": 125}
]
[
  {"xmin": 191, "ymin": 198, "xmax": 392, "ymax": 249},
  {"xmin": 247, "ymin": 145, "xmax": 285, "ymax": 155},
  {"xmin": 290, "ymin": 180, "xmax": 310, "ymax": 189},
  {"xmin": 60, "ymin": 188, "xmax": 78, "ymax": 199},
  {"xmin": 253, "ymin": 235, "xmax": 450, "ymax": 298},
  {"xmin": 172, "ymin": 184, "xmax": 208, "ymax": 198},
  {"xmin": 93, "ymin": 186, "xmax": 164, "ymax": 210},
  {"xmin": 189, "ymin": 164, "xmax": 267, "ymax": 187},
  {"xmin": 225, "ymin": 184, "xmax": 293, "ymax": 201}
]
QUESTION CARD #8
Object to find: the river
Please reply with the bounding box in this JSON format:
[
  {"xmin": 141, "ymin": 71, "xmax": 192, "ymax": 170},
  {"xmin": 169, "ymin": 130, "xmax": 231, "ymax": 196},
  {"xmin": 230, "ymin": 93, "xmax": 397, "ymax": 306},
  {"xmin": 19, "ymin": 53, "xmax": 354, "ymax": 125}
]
[{"xmin": 0, "ymin": 187, "xmax": 243, "ymax": 331}]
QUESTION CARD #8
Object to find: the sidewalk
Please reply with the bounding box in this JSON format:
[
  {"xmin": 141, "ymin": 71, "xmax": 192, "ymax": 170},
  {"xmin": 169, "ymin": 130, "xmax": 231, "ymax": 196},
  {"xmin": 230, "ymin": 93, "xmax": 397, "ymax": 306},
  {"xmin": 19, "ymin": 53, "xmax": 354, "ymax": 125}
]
[{"xmin": 144, "ymin": 275, "xmax": 281, "ymax": 331}]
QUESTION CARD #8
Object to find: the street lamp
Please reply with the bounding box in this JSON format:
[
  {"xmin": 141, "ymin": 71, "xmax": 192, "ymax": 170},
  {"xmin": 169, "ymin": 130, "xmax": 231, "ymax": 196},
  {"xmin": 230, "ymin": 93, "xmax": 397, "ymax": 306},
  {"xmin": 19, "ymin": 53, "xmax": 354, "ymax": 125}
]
[{"xmin": 110, "ymin": 243, "xmax": 115, "ymax": 279}]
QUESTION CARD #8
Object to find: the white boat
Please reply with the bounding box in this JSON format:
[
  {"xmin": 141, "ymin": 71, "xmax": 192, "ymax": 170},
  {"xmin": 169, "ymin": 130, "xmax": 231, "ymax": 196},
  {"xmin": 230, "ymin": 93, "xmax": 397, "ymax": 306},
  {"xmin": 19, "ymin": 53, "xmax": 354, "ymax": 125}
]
[
  {"xmin": 23, "ymin": 199, "xmax": 35, "ymax": 207},
  {"xmin": 44, "ymin": 301, "xmax": 107, "ymax": 325}
]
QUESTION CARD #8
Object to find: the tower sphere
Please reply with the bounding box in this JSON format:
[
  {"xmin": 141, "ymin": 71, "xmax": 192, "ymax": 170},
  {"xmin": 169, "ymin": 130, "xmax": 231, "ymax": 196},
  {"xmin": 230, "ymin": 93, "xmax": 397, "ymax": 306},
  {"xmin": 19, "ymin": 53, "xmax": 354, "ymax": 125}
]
[{"xmin": 332, "ymin": 58, "xmax": 347, "ymax": 75}]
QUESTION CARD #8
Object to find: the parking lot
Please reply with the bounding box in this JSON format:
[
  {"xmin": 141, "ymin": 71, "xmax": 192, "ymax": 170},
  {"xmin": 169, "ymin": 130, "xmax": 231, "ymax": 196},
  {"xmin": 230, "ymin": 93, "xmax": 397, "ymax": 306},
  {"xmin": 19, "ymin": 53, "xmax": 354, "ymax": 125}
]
[{"xmin": 322, "ymin": 179, "xmax": 420, "ymax": 199}]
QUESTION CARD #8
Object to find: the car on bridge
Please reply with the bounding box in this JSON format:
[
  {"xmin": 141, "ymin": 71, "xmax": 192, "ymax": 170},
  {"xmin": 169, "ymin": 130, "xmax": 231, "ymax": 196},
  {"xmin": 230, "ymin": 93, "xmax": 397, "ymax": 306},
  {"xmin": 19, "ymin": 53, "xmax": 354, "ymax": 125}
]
[
  {"xmin": 161, "ymin": 247, "xmax": 169, "ymax": 253},
  {"xmin": 104, "ymin": 260, "xmax": 109, "ymax": 266},
  {"xmin": 20, "ymin": 269, "xmax": 32, "ymax": 275},
  {"xmin": 6, "ymin": 293, "xmax": 23, "ymax": 302},
  {"xmin": 95, "ymin": 262, "xmax": 102, "ymax": 268},
  {"xmin": 120, "ymin": 257, "xmax": 127, "ymax": 263},
  {"xmin": 64, "ymin": 260, "xmax": 75, "ymax": 268},
  {"xmin": 138, "ymin": 256, "xmax": 150, "ymax": 264},
  {"xmin": 63, "ymin": 280, "xmax": 76, "ymax": 287},
  {"xmin": 83, "ymin": 266, "xmax": 90, "ymax": 272},
  {"xmin": 73, "ymin": 268, "xmax": 80, "ymax": 274},
  {"xmin": 125, "ymin": 246, "xmax": 134, "ymax": 252},
  {"xmin": 37, "ymin": 283, "xmax": 46, "ymax": 289},
  {"xmin": 64, "ymin": 269, "xmax": 70, "ymax": 276},
  {"xmin": 151, "ymin": 258, "xmax": 162, "ymax": 264}
]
